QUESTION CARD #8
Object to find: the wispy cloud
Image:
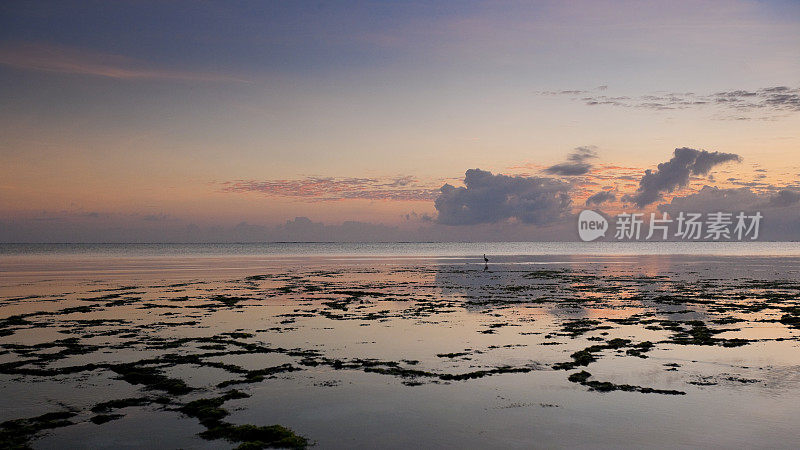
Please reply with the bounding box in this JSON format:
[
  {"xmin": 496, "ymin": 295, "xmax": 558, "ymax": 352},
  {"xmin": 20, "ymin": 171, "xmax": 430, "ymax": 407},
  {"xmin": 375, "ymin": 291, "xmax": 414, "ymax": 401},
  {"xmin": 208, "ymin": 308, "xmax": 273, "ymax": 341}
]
[
  {"xmin": 585, "ymin": 190, "xmax": 616, "ymax": 206},
  {"xmin": 0, "ymin": 42, "xmax": 247, "ymax": 82},
  {"xmin": 544, "ymin": 86, "xmax": 800, "ymax": 118},
  {"xmin": 220, "ymin": 176, "xmax": 439, "ymax": 202}
]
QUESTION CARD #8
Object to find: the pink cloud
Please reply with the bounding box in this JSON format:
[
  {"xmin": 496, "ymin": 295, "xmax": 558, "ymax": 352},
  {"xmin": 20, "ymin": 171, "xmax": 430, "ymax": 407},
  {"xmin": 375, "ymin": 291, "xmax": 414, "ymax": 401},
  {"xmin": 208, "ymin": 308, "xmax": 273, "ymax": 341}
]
[
  {"xmin": 220, "ymin": 176, "xmax": 439, "ymax": 202},
  {"xmin": 0, "ymin": 42, "xmax": 247, "ymax": 82}
]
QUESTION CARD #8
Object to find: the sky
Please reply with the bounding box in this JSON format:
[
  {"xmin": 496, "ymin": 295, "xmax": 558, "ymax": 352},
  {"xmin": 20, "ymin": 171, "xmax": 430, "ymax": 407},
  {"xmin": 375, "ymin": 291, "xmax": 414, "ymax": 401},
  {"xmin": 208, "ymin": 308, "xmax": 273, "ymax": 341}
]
[{"xmin": 1, "ymin": 0, "xmax": 799, "ymax": 242}]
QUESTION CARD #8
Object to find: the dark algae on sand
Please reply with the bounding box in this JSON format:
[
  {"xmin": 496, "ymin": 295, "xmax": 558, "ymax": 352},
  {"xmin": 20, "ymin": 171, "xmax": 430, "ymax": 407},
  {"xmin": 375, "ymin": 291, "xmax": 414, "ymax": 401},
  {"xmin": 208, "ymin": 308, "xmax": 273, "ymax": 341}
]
[{"xmin": 2, "ymin": 262, "xmax": 800, "ymax": 447}]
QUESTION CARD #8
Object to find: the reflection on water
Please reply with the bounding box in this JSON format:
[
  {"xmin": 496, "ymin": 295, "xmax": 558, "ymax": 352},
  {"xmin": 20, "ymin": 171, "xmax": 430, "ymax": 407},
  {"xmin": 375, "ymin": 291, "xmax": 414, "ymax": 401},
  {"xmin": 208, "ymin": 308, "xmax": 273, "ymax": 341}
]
[{"xmin": 1, "ymin": 253, "xmax": 799, "ymax": 448}]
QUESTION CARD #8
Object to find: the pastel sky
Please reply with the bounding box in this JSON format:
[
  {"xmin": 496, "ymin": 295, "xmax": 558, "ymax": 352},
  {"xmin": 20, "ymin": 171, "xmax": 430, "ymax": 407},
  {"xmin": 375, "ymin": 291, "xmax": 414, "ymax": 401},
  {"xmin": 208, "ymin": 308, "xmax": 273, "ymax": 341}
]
[{"xmin": 1, "ymin": 0, "xmax": 799, "ymax": 242}]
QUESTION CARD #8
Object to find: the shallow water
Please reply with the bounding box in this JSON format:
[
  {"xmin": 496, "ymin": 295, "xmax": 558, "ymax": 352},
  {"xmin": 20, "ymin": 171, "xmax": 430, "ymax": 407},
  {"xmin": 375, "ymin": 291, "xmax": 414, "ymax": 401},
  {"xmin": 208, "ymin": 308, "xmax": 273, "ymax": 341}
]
[{"xmin": 1, "ymin": 247, "xmax": 800, "ymax": 448}]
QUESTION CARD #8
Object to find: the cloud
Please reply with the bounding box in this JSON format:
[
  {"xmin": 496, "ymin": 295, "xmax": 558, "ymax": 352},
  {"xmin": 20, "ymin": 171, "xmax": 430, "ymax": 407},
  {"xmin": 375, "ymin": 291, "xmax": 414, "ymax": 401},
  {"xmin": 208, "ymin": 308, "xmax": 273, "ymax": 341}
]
[
  {"xmin": 658, "ymin": 186, "xmax": 761, "ymax": 214},
  {"xmin": 0, "ymin": 42, "xmax": 246, "ymax": 82},
  {"xmin": 712, "ymin": 87, "xmax": 800, "ymax": 112},
  {"xmin": 434, "ymin": 169, "xmax": 572, "ymax": 225},
  {"xmin": 658, "ymin": 186, "xmax": 800, "ymax": 215},
  {"xmin": 404, "ymin": 211, "xmax": 434, "ymax": 222},
  {"xmin": 548, "ymin": 86, "xmax": 800, "ymax": 118},
  {"xmin": 544, "ymin": 146, "xmax": 598, "ymax": 176},
  {"xmin": 768, "ymin": 190, "xmax": 800, "ymax": 207},
  {"xmin": 274, "ymin": 217, "xmax": 406, "ymax": 242},
  {"xmin": 585, "ymin": 190, "xmax": 616, "ymax": 206},
  {"xmin": 383, "ymin": 175, "xmax": 416, "ymax": 187},
  {"xmin": 221, "ymin": 176, "xmax": 439, "ymax": 201},
  {"xmin": 623, "ymin": 148, "xmax": 741, "ymax": 208},
  {"xmin": 142, "ymin": 213, "xmax": 170, "ymax": 222},
  {"xmin": 657, "ymin": 186, "xmax": 800, "ymax": 240}
]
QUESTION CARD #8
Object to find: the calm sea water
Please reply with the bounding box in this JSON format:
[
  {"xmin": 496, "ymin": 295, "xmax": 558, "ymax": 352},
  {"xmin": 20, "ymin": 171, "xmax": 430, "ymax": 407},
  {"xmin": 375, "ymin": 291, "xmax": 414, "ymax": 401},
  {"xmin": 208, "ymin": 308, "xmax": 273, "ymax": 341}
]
[
  {"xmin": 2, "ymin": 242, "xmax": 800, "ymax": 448},
  {"xmin": 3, "ymin": 241, "xmax": 800, "ymax": 258}
]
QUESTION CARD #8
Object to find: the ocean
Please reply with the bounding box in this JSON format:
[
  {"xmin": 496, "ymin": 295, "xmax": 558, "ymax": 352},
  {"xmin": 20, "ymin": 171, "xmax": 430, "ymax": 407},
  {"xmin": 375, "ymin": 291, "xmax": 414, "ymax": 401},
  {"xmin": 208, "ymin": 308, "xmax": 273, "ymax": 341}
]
[
  {"xmin": 4, "ymin": 241, "xmax": 800, "ymax": 258},
  {"xmin": 1, "ymin": 242, "xmax": 799, "ymax": 448}
]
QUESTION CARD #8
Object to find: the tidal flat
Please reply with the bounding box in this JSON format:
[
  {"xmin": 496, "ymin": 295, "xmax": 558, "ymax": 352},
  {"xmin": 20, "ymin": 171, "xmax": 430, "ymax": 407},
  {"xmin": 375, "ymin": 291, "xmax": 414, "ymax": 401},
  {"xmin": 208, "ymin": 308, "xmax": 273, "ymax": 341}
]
[{"xmin": 1, "ymin": 253, "xmax": 800, "ymax": 448}]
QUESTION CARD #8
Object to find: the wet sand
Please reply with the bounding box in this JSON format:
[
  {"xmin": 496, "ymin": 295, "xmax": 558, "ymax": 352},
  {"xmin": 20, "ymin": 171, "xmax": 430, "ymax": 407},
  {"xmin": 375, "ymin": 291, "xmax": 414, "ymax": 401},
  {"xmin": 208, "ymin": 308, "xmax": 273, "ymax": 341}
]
[{"xmin": 1, "ymin": 254, "xmax": 800, "ymax": 448}]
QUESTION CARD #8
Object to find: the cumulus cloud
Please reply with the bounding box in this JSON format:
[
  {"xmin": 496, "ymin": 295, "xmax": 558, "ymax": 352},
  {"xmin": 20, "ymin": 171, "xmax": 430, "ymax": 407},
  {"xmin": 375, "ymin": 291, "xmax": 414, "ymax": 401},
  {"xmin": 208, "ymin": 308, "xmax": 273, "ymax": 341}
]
[
  {"xmin": 434, "ymin": 169, "xmax": 572, "ymax": 225},
  {"xmin": 544, "ymin": 146, "xmax": 598, "ymax": 176},
  {"xmin": 623, "ymin": 148, "xmax": 741, "ymax": 208},
  {"xmin": 585, "ymin": 190, "xmax": 616, "ymax": 206}
]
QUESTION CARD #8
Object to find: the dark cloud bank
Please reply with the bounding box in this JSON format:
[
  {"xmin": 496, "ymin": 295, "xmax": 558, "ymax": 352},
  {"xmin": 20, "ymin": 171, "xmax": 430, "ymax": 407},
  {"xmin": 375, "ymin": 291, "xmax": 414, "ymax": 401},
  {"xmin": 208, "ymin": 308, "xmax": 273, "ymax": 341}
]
[
  {"xmin": 658, "ymin": 186, "xmax": 800, "ymax": 240},
  {"xmin": 0, "ymin": 215, "xmax": 574, "ymax": 243},
  {"xmin": 660, "ymin": 186, "xmax": 800, "ymax": 213}
]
